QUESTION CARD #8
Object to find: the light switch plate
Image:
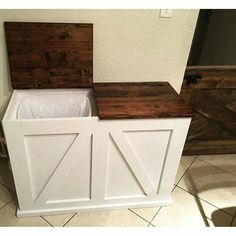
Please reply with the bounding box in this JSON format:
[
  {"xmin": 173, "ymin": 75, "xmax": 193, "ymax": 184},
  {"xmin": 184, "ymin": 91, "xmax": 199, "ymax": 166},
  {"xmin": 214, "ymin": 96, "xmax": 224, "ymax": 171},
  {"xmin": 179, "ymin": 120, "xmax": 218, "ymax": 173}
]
[{"xmin": 160, "ymin": 9, "xmax": 173, "ymax": 18}]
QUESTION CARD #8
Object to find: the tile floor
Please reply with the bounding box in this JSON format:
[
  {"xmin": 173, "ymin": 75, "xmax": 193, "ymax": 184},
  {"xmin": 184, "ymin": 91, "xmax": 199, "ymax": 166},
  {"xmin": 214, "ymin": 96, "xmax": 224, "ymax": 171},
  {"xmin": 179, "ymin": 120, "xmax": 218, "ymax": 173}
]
[{"xmin": 0, "ymin": 154, "xmax": 236, "ymax": 227}]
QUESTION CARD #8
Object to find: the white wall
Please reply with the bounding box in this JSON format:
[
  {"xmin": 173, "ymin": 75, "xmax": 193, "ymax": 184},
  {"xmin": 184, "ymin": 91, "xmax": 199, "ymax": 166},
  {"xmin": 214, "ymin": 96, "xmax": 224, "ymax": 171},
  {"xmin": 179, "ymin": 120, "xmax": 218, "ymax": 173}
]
[{"xmin": 0, "ymin": 9, "xmax": 199, "ymax": 118}]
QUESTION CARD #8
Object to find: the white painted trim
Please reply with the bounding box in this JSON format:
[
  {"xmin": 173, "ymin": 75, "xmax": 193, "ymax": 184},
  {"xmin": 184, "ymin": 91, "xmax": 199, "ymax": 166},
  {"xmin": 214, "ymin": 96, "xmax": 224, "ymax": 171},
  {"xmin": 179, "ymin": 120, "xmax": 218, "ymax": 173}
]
[{"xmin": 17, "ymin": 198, "xmax": 172, "ymax": 218}]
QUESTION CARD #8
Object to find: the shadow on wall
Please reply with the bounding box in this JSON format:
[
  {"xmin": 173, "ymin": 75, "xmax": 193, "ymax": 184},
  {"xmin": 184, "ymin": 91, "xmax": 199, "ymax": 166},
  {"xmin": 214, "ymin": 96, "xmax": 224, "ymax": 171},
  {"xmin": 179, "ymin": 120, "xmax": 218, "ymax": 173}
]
[
  {"xmin": 0, "ymin": 125, "xmax": 8, "ymax": 159},
  {"xmin": 0, "ymin": 157, "xmax": 16, "ymax": 194},
  {"xmin": 0, "ymin": 95, "xmax": 11, "ymax": 121}
]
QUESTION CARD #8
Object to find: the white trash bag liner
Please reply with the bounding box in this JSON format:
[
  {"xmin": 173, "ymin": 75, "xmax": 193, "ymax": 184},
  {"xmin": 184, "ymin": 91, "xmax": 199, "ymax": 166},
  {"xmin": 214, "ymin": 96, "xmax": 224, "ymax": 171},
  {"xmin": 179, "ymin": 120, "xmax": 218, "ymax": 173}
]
[{"xmin": 17, "ymin": 95, "xmax": 91, "ymax": 119}]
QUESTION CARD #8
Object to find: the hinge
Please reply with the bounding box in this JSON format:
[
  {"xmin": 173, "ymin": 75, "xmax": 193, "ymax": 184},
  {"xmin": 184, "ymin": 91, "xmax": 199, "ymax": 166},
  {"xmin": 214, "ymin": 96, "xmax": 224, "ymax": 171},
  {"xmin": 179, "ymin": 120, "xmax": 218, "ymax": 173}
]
[{"xmin": 184, "ymin": 74, "xmax": 202, "ymax": 85}]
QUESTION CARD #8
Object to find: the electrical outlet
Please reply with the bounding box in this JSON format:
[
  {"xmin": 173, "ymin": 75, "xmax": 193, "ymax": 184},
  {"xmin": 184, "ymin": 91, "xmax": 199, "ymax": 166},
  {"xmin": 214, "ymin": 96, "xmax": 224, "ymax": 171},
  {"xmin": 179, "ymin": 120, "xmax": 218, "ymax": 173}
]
[{"xmin": 160, "ymin": 9, "xmax": 173, "ymax": 18}]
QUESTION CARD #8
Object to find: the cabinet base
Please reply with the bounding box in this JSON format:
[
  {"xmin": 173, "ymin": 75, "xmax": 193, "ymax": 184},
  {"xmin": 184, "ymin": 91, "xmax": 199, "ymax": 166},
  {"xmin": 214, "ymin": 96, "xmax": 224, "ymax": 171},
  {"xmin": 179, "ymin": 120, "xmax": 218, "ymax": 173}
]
[{"xmin": 16, "ymin": 199, "xmax": 172, "ymax": 217}]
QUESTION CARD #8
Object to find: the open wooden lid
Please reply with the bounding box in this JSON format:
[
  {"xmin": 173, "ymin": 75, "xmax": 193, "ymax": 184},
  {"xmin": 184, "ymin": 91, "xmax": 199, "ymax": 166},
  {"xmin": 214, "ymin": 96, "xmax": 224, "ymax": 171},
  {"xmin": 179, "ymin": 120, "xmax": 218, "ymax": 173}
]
[{"xmin": 4, "ymin": 22, "xmax": 93, "ymax": 89}]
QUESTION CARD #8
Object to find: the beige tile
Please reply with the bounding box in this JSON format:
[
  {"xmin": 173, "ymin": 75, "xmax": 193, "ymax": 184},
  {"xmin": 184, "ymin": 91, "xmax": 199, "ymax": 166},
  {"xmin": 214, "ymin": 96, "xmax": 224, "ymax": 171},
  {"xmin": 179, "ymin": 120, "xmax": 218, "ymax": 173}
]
[
  {"xmin": 130, "ymin": 207, "xmax": 160, "ymax": 222},
  {"xmin": 0, "ymin": 183, "xmax": 14, "ymax": 208},
  {"xmin": 152, "ymin": 187, "xmax": 232, "ymax": 227},
  {"xmin": 65, "ymin": 209, "xmax": 148, "ymax": 227},
  {"xmin": 178, "ymin": 159, "xmax": 236, "ymax": 216},
  {"xmin": 0, "ymin": 158, "xmax": 16, "ymax": 194},
  {"xmin": 42, "ymin": 213, "xmax": 76, "ymax": 226},
  {"xmin": 232, "ymin": 217, "xmax": 236, "ymax": 227},
  {"xmin": 0, "ymin": 200, "xmax": 50, "ymax": 226},
  {"xmin": 198, "ymin": 154, "xmax": 236, "ymax": 175},
  {"xmin": 175, "ymin": 155, "xmax": 196, "ymax": 184}
]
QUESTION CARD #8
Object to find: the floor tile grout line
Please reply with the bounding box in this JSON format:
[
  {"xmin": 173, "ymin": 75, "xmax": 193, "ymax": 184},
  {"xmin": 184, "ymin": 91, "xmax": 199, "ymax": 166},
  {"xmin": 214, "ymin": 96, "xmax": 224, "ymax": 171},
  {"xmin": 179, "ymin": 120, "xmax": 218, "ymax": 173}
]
[
  {"xmin": 172, "ymin": 184, "xmax": 177, "ymax": 193},
  {"xmin": 176, "ymin": 185, "xmax": 235, "ymax": 217},
  {"xmin": 149, "ymin": 181, "xmax": 189, "ymax": 226},
  {"xmin": 175, "ymin": 154, "xmax": 198, "ymax": 187},
  {"xmin": 40, "ymin": 216, "xmax": 54, "ymax": 227},
  {"xmin": 0, "ymin": 198, "xmax": 13, "ymax": 210},
  {"xmin": 4, "ymin": 154, "xmax": 234, "ymax": 227},
  {"xmin": 196, "ymin": 157, "xmax": 236, "ymax": 177},
  {"xmin": 147, "ymin": 155, "xmax": 198, "ymax": 227},
  {"xmin": 0, "ymin": 181, "xmax": 17, "ymax": 197},
  {"xmin": 205, "ymin": 216, "xmax": 219, "ymax": 227},
  {"xmin": 177, "ymin": 155, "xmax": 236, "ymax": 218},
  {"xmin": 171, "ymin": 184, "xmax": 177, "ymax": 194},
  {"xmin": 148, "ymin": 206, "xmax": 163, "ymax": 226},
  {"xmin": 229, "ymin": 210, "xmax": 236, "ymax": 226},
  {"xmin": 0, "ymin": 199, "xmax": 56, "ymax": 227},
  {"xmin": 176, "ymin": 185, "xmax": 234, "ymax": 217},
  {"xmin": 128, "ymin": 208, "xmax": 152, "ymax": 225},
  {"xmin": 148, "ymin": 223, "xmax": 156, "ymax": 227},
  {"xmin": 62, "ymin": 212, "xmax": 78, "ymax": 227}
]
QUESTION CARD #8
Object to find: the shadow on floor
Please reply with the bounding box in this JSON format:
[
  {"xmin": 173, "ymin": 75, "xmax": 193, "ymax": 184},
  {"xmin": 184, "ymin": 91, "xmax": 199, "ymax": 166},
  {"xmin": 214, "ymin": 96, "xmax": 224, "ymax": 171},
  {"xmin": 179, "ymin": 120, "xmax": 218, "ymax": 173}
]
[
  {"xmin": 211, "ymin": 207, "xmax": 236, "ymax": 227},
  {"xmin": 184, "ymin": 167, "xmax": 236, "ymax": 227}
]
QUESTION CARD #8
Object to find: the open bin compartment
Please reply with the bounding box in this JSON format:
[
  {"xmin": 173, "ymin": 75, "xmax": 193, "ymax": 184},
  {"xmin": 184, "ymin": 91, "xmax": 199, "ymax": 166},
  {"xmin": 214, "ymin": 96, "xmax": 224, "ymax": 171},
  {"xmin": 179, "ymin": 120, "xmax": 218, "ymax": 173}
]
[{"xmin": 5, "ymin": 88, "xmax": 97, "ymax": 120}]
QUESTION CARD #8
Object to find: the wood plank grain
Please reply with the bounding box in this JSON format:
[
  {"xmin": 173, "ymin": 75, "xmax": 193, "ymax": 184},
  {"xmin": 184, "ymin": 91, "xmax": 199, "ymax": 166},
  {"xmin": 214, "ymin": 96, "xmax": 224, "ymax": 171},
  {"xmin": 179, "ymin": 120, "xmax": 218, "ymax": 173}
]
[
  {"xmin": 184, "ymin": 67, "xmax": 236, "ymax": 89},
  {"xmin": 186, "ymin": 113, "xmax": 218, "ymax": 140},
  {"xmin": 4, "ymin": 22, "xmax": 93, "ymax": 89},
  {"xmin": 194, "ymin": 90, "xmax": 236, "ymax": 137},
  {"xmin": 93, "ymin": 82, "xmax": 193, "ymax": 119},
  {"xmin": 5, "ymin": 22, "xmax": 92, "ymax": 43},
  {"xmin": 183, "ymin": 140, "xmax": 236, "ymax": 155}
]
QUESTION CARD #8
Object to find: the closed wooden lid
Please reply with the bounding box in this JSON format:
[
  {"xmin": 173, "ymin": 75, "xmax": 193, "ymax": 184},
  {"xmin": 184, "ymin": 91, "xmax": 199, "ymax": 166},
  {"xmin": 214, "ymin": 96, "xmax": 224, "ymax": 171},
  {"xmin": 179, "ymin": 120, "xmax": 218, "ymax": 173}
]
[
  {"xmin": 5, "ymin": 22, "xmax": 93, "ymax": 89},
  {"xmin": 93, "ymin": 82, "xmax": 194, "ymax": 119}
]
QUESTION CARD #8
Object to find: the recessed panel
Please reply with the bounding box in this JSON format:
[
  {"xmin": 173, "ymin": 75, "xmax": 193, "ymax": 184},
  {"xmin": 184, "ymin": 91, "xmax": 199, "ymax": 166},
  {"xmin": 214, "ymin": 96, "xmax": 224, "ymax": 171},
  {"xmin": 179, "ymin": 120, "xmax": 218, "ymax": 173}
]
[
  {"xmin": 24, "ymin": 133, "xmax": 77, "ymax": 200},
  {"xmin": 105, "ymin": 135, "xmax": 145, "ymax": 199},
  {"xmin": 124, "ymin": 130, "xmax": 171, "ymax": 191},
  {"xmin": 105, "ymin": 129, "xmax": 171, "ymax": 199},
  {"xmin": 48, "ymin": 134, "xmax": 92, "ymax": 202}
]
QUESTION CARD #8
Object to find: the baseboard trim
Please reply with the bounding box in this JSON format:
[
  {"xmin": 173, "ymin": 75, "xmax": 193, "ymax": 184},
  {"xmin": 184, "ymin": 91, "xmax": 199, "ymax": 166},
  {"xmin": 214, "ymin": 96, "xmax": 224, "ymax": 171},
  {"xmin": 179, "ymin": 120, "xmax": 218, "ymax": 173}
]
[{"xmin": 16, "ymin": 199, "xmax": 172, "ymax": 217}]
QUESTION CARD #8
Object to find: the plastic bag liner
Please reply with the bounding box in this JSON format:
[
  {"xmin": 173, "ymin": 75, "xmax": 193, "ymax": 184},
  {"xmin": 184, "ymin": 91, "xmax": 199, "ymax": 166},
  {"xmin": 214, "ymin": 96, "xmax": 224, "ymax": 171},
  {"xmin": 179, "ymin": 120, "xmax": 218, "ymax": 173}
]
[{"xmin": 17, "ymin": 94, "xmax": 91, "ymax": 119}]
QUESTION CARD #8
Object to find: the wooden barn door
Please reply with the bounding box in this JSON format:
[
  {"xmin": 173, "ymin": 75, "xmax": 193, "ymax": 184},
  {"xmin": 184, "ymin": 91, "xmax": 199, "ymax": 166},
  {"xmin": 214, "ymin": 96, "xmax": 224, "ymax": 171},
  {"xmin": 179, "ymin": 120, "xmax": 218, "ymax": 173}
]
[{"xmin": 180, "ymin": 67, "xmax": 236, "ymax": 155}]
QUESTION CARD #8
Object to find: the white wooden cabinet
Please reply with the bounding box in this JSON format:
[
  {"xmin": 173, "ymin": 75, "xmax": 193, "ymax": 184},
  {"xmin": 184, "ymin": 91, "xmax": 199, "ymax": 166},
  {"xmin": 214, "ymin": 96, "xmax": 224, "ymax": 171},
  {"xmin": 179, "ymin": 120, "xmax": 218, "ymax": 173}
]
[{"xmin": 2, "ymin": 89, "xmax": 191, "ymax": 217}]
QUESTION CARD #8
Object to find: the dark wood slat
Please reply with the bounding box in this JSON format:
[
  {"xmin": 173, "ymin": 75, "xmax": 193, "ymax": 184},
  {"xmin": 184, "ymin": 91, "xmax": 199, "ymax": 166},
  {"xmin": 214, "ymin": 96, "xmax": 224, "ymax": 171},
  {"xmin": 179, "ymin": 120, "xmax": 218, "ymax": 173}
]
[
  {"xmin": 184, "ymin": 67, "xmax": 236, "ymax": 89},
  {"xmin": 7, "ymin": 42, "xmax": 93, "ymax": 52},
  {"xmin": 5, "ymin": 22, "xmax": 92, "ymax": 43},
  {"xmin": 227, "ymin": 101, "xmax": 236, "ymax": 112},
  {"xmin": 186, "ymin": 112, "xmax": 235, "ymax": 141},
  {"xmin": 206, "ymin": 89, "xmax": 236, "ymax": 106},
  {"xmin": 11, "ymin": 68, "xmax": 92, "ymax": 77},
  {"xmin": 93, "ymin": 82, "xmax": 193, "ymax": 119},
  {"xmin": 186, "ymin": 113, "xmax": 218, "ymax": 140},
  {"xmin": 183, "ymin": 140, "xmax": 236, "ymax": 155},
  {"xmin": 194, "ymin": 90, "xmax": 236, "ymax": 137},
  {"xmin": 4, "ymin": 22, "xmax": 93, "ymax": 89},
  {"xmin": 196, "ymin": 126, "xmax": 236, "ymax": 140},
  {"xmin": 8, "ymin": 49, "xmax": 92, "ymax": 65}
]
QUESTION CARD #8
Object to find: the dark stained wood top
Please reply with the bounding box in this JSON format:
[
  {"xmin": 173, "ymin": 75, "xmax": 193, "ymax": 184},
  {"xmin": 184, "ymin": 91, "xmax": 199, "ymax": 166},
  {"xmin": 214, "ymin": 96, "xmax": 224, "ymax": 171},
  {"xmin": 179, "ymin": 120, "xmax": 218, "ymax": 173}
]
[
  {"xmin": 93, "ymin": 82, "xmax": 193, "ymax": 119},
  {"xmin": 4, "ymin": 22, "xmax": 93, "ymax": 89}
]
